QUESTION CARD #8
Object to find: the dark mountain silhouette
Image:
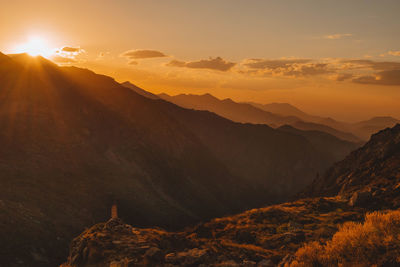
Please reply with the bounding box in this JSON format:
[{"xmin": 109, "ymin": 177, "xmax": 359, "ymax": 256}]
[
  {"xmin": 121, "ymin": 81, "xmax": 159, "ymax": 99},
  {"xmin": 158, "ymin": 93, "xmax": 362, "ymax": 143},
  {"xmin": 0, "ymin": 53, "xmax": 342, "ymax": 266},
  {"xmin": 289, "ymin": 120, "xmax": 361, "ymax": 143},
  {"xmin": 278, "ymin": 125, "xmax": 360, "ymax": 161},
  {"xmin": 247, "ymin": 101, "xmax": 314, "ymax": 120},
  {"xmin": 158, "ymin": 92, "xmax": 300, "ymax": 126},
  {"xmin": 63, "ymin": 124, "xmax": 400, "ymax": 267}
]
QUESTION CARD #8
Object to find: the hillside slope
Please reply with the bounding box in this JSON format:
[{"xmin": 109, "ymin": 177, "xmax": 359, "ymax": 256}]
[
  {"xmin": 303, "ymin": 124, "xmax": 400, "ymax": 209},
  {"xmin": 63, "ymin": 124, "xmax": 400, "ymax": 267},
  {"xmin": 0, "ymin": 54, "xmax": 341, "ymax": 266}
]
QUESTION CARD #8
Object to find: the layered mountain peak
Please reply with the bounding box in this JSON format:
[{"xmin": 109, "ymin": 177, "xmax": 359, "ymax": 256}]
[
  {"xmin": 304, "ymin": 124, "xmax": 400, "ymax": 208},
  {"xmin": 360, "ymin": 116, "xmax": 399, "ymax": 124}
]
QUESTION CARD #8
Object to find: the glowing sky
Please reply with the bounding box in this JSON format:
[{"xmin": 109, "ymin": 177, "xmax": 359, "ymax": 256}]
[{"xmin": 1, "ymin": 0, "xmax": 399, "ymax": 121}]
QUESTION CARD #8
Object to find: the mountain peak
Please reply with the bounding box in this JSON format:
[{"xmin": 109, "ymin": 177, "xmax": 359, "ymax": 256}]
[
  {"xmin": 7, "ymin": 53, "xmax": 57, "ymax": 68},
  {"xmin": 121, "ymin": 81, "xmax": 159, "ymax": 99},
  {"xmin": 199, "ymin": 93, "xmax": 219, "ymax": 100},
  {"xmin": 363, "ymin": 116, "xmax": 399, "ymax": 124}
]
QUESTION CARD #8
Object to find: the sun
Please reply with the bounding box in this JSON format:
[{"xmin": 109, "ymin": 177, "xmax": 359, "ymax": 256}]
[{"xmin": 14, "ymin": 36, "xmax": 54, "ymax": 58}]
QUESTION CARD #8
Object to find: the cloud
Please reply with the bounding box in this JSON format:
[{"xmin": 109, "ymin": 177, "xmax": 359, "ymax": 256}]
[
  {"xmin": 51, "ymin": 45, "xmax": 85, "ymax": 64},
  {"xmin": 342, "ymin": 59, "xmax": 400, "ymax": 71},
  {"xmin": 323, "ymin": 33, "xmax": 353, "ymax": 40},
  {"xmin": 388, "ymin": 50, "xmax": 400, "ymax": 56},
  {"xmin": 122, "ymin": 49, "xmax": 167, "ymax": 60},
  {"xmin": 335, "ymin": 73, "xmax": 353, "ymax": 81},
  {"xmin": 241, "ymin": 58, "xmax": 333, "ymax": 77},
  {"xmin": 51, "ymin": 55, "xmax": 77, "ymax": 64},
  {"xmin": 243, "ymin": 58, "xmax": 311, "ymax": 70},
  {"xmin": 61, "ymin": 46, "xmax": 82, "ymax": 53},
  {"xmin": 128, "ymin": 61, "xmax": 138, "ymax": 65},
  {"xmin": 167, "ymin": 57, "xmax": 236, "ymax": 71},
  {"xmin": 353, "ymin": 70, "xmax": 400, "ymax": 85}
]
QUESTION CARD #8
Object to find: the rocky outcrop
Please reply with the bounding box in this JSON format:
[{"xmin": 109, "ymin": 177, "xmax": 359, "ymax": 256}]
[
  {"xmin": 63, "ymin": 198, "xmax": 365, "ymax": 266},
  {"xmin": 303, "ymin": 124, "xmax": 400, "ymax": 210}
]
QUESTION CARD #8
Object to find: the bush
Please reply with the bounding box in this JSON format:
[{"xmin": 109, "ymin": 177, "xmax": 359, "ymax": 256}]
[{"xmin": 290, "ymin": 210, "xmax": 400, "ymax": 267}]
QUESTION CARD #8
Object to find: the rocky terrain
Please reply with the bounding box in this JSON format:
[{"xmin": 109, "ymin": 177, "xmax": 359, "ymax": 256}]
[
  {"xmin": 63, "ymin": 124, "xmax": 400, "ymax": 267},
  {"xmin": 63, "ymin": 197, "xmax": 365, "ymax": 267},
  {"xmin": 303, "ymin": 124, "xmax": 400, "ymax": 209}
]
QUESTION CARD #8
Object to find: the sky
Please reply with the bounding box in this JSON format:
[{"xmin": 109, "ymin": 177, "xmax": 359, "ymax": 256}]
[{"xmin": 1, "ymin": 0, "xmax": 400, "ymax": 121}]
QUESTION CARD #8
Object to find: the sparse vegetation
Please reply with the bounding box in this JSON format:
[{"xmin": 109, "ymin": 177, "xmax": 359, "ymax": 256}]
[{"xmin": 290, "ymin": 210, "xmax": 400, "ymax": 267}]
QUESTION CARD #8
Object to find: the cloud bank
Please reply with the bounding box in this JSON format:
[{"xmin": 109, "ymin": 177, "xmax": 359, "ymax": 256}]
[
  {"xmin": 167, "ymin": 57, "xmax": 236, "ymax": 71},
  {"xmin": 122, "ymin": 49, "xmax": 167, "ymax": 59},
  {"xmin": 353, "ymin": 70, "xmax": 400, "ymax": 85},
  {"xmin": 51, "ymin": 46, "xmax": 85, "ymax": 64},
  {"xmin": 241, "ymin": 58, "xmax": 333, "ymax": 77}
]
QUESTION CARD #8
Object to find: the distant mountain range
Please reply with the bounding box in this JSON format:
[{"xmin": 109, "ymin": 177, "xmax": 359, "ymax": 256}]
[
  {"xmin": 149, "ymin": 89, "xmax": 398, "ymax": 142},
  {"xmin": 0, "ymin": 53, "xmax": 356, "ymax": 266}
]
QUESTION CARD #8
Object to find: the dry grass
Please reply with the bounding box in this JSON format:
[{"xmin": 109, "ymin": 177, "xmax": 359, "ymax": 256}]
[{"xmin": 290, "ymin": 210, "xmax": 400, "ymax": 267}]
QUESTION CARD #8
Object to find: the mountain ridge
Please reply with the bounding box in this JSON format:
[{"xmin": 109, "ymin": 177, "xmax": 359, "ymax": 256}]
[
  {"xmin": 0, "ymin": 53, "xmax": 346, "ymax": 266},
  {"xmin": 157, "ymin": 92, "xmax": 363, "ymax": 143}
]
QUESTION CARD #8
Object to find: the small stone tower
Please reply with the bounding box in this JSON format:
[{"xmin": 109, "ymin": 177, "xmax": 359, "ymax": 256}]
[{"xmin": 111, "ymin": 202, "xmax": 118, "ymax": 219}]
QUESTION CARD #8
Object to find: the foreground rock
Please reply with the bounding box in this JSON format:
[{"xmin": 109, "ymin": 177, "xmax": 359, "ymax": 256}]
[{"xmin": 62, "ymin": 197, "xmax": 365, "ymax": 267}]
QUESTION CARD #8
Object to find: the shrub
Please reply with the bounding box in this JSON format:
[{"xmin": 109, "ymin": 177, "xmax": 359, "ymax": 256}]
[{"xmin": 290, "ymin": 209, "xmax": 400, "ymax": 267}]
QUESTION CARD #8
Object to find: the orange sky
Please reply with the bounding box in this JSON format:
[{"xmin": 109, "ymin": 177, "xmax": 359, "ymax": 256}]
[{"xmin": 1, "ymin": 0, "xmax": 399, "ymax": 121}]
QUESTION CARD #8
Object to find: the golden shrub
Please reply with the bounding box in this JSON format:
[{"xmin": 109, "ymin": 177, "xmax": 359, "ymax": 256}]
[{"xmin": 290, "ymin": 210, "xmax": 400, "ymax": 267}]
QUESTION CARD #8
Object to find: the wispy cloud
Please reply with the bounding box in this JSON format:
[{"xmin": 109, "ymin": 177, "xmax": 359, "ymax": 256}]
[
  {"xmin": 61, "ymin": 46, "xmax": 83, "ymax": 53},
  {"xmin": 167, "ymin": 57, "xmax": 236, "ymax": 72},
  {"xmin": 122, "ymin": 49, "xmax": 167, "ymax": 59},
  {"xmin": 388, "ymin": 50, "xmax": 400, "ymax": 56},
  {"xmin": 51, "ymin": 46, "xmax": 85, "ymax": 64},
  {"xmin": 341, "ymin": 59, "xmax": 400, "ymax": 71},
  {"xmin": 323, "ymin": 33, "xmax": 353, "ymax": 40},
  {"xmin": 240, "ymin": 58, "xmax": 333, "ymax": 77},
  {"xmin": 51, "ymin": 55, "xmax": 77, "ymax": 64},
  {"xmin": 353, "ymin": 70, "xmax": 400, "ymax": 85}
]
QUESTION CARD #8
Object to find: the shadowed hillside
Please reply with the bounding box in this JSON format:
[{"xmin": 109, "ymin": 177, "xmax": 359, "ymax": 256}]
[
  {"xmin": 63, "ymin": 124, "xmax": 400, "ymax": 267},
  {"xmin": 0, "ymin": 53, "xmax": 343, "ymax": 266},
  {"xmin": 303, "ymin": 123, "xmax": 400, "ymax": 209}
]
